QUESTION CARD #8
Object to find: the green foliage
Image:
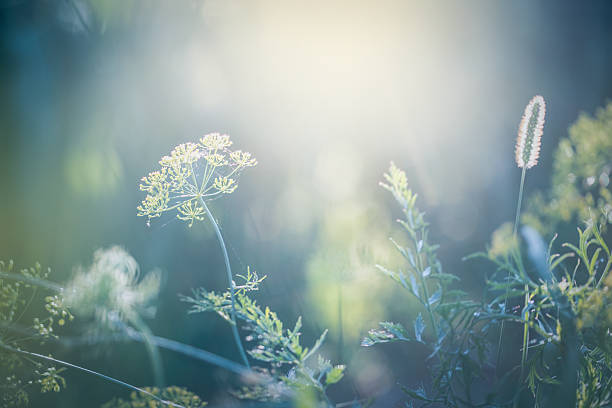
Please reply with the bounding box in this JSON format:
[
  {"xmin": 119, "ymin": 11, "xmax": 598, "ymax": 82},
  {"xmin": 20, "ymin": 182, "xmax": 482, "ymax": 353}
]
[
  {"xmin": 364, "ymin": 163, "xmax": 498, "ymax": 407},
  {"xmin": 137, "ymin": 134, "xmax": 256, "ymax": 227},
  {"xmin": 525, "ymin": 102, "xmax": 612, "ymax": 235},
  {"xmin": 366, "ymin": 103, "xmax": 612, "ymax": 407},
  {"xmin": 0, "ymin": 260, "xmax": 70, "ymax": 405},
  {"xmin": 182, "ymin": 270, "xmax": 344, "ymax": 405},
  {"xmin": 100, "ymin": 386, "xmax": 207, "ymax": 408}
]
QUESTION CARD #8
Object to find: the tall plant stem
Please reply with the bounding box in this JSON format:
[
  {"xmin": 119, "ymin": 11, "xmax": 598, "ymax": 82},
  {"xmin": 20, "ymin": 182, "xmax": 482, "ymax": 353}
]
[
  {"xmin": 514, "ymin": 168, "xmax": 531, "ymax": 380},
  {"xmin": 200, "ymin": 198, "xmax": 250, "ymax": 368},
  {"xmin": 513, "ymin": 167, "xmax": 527, "ymax": 237},
  {"xmin": 414, "ymin": 236, "xmax": 438, "ymax": 338},
  {"xmin": 519, "ymin": 295, "xmax": 530, "ymax": 379},
  {"xmin": 128, "ymin": 314, "xmax": 165, "ymax": 387},
  {"xmin": 496, "ymin": 167, "xmax": 527, "ymax": 373},
  {"xmin": 337, "ymin": 283, "xmax": 344, "ymax": 363}
]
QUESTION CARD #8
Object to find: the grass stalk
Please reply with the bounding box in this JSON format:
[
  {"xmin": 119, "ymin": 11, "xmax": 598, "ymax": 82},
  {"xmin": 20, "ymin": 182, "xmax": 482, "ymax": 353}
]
[
  {"xmin": 200, "ymin": 198, "xmax": 250, "ymax": 368},
  {"xmin": 127, "ymin": 313, "xmax": 165, "ymax": 387},
  {"xmin": 496, "ymin": 166, "xmax": 527, "ymax": 373}
]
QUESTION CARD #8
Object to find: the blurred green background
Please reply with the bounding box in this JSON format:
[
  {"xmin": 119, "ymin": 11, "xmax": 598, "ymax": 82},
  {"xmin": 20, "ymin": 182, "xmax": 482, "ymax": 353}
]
[{"xmin": 1, "ymin": 0, "xmax": 612, "ymax": 406}]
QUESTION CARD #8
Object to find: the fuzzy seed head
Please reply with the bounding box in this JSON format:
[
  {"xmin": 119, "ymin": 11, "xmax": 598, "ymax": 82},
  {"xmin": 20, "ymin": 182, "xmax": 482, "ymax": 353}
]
[{"xmin": 515, "ymin": 95, "xmax": 546, "ymax": 169}]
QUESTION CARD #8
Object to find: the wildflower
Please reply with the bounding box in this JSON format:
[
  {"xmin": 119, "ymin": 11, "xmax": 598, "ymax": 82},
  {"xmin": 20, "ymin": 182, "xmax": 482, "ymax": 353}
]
[
  {"xmin": 64, "ymin": 246, "xmax": 161, "ymax": 325},
  {"xmin": 516, "ymin": 95, "xmax": 546, "ymax": 169},
  {"xmin": 137, "ymin": 133, "xmax": 257, "ymax": 227}
]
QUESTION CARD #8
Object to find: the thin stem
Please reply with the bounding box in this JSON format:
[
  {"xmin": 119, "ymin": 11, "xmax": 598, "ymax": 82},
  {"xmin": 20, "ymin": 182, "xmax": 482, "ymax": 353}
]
[
  {"xmin": 0, "ymin": 340, "xmax": 185, "ymax": 408},
  {"xmin": 496, "ymin": 166, "xmax": 527, "ymax": 373},
  {"xmin": 200, "ymin": 198, "xmax": 250, "ymax": 368},
  {"xmin": 415, "ymin": 234, "xmax": 438, "ymax": 338},
  {"xmin": 513, "ymin": 167, "xmax": 527, "ymax": 237},
  {"xmin": 127, "ymin": 313, "xmax": 165, "ymax": 387},
  {"xmin": 514, "ymin": 167, "xmax": 531, "ymax": 382},
  {"xmin": 337, "ymin": 283, "xmax": 343, "ymax": 363},
  {"xmin": 520, "ymin": 295, "xmax": 530, "ymax": 380},
  {"xmin": 0, "ymin": 320, "xmax": 256, "ymax": 379}
]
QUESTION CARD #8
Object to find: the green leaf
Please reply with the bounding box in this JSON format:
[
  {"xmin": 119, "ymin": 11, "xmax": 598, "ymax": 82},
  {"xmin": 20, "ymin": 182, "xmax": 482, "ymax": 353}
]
[
  {"xmin": 409, "ymin": 274, "xmax": 420, "ymax": 299},
  {"xmin": 361, "ymin": 322, "xmax": 412, "ymax": 347},
  {"xmin": 302, "ymin": 329, "xmax": 327, "ymax": 362},
  {"xmin": 414, "ymin": 313, "xmax": 425, "ymax": 342},
  {"xmin": 325, "ymin": 365, "xmax": 345, "ymax": 386},
  {"xmin": 401, "ymin": 385, "xmax": 432, "ymax": 402},
  {"xmin": 429, "ymin": 272, "xmax": 459, "ymax": 282},
  {"xmin": 428, "ymin": 288, "xmax": 441, "ymax": 306}
]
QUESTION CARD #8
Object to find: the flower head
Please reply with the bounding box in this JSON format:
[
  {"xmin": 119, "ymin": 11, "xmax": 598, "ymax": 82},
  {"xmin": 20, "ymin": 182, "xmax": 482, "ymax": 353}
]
[
  {"xmin": 516, "ymin": 95, "xmax": 546, "ymax": 169},
  {"xmin": 64, "ymin": 247, "xmax": 161, "ymax": 325},
  {"xmin": 137, "ymin": 133, "xmax": 257, "ymax": 227}
]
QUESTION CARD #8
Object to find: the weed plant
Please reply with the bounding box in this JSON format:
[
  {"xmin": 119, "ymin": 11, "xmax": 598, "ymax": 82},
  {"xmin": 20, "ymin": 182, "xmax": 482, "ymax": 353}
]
[
  {"xmin": 363, "ymin": 99, "xmax": 612, "ymax": 408},
  {"xmin": 1, "ymin": 101, "xmax": 611, "ymax": 408}
]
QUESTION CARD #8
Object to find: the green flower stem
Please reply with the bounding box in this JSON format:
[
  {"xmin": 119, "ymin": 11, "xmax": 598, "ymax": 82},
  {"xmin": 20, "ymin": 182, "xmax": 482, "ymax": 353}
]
[
  {"xmin": 513, "ymin": 167, "xmax": 527, "ymax": 237},
  {"xmin": 520, "ymin": 296, "xmax": 530, "ymax": 380},
  {"xmin": 514, "ymin": 167, "xmax": 531, "ymax": 382},
  {"xmin": 199, "ymin": 198, "xmax": 250, "ymax": 368},
  {"xmin": 497, "ymin": 166, "xmax": 527, "ymax": 374},
  {"xmin": 127, "ymin": 313, "xmax": 165, "ymax": 388},
  {"xmin": 416, "ymin": 250, "xmax": 438, "ymax": 338}
]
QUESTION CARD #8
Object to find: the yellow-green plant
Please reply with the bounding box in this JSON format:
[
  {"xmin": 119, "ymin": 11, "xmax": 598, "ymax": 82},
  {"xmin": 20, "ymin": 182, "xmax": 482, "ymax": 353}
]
[
  {"xmin": 0, "ymin": 260, "xmax": 71, "ymax": 406},
  {"xmin": 138, "ymin": 133, "xmax": 256, "ymax": 368},
  {"xmin": 363, "ymin": 163, "xmax": 498, "ymax": 407},
  {"xmin": 0, "ymin": 252, "xmax": 218, "ymax": 408},
  {"xmin": 363, "ymin": 100, "xmax": 612, "ymax": 408},
  {"xmin": 182, "ymin": 269, "xmax": 345, "ymax": 406}
]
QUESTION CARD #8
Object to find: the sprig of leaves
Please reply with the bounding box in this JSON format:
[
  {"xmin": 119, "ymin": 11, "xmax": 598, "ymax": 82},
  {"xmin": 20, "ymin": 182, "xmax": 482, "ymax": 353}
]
[
  {"xmin": 182, "ymin": 272, "xmax": 344, "ymax": 405},
  {"xmin": 364, "ymin": 163, "xmax": 501, "ymax": 407}
]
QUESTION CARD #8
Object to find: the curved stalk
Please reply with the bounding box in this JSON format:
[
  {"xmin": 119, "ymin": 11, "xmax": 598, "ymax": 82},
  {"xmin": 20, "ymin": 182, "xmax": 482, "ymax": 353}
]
[
  {"xmin": 127, "ymin": 313, "xmax": 165, "ymax": 387},
  {"xmin": 199, "ymin": 198, "xmax": 250, "ymax": 368},
  {"xmin": 0, "ymin": 340, "xmax": 184, "ymax": 408},
  {"xmin": 0, "ymin": 320, "xmax": 256, "ymax": 379}
]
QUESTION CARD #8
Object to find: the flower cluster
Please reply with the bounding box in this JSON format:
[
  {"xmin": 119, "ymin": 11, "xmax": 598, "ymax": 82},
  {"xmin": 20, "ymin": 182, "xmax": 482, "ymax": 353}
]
[{"xmin": 137, "ymin": 133, "xmax": 257, "ymax": 227}]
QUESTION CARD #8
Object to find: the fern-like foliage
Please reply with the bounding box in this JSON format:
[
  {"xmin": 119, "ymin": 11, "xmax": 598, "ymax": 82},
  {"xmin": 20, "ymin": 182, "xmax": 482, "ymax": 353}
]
[
  {"xmin": 363, "ymin": 163, "xmax": 504, "ymax": 407},
  {"xmin": 479, "ymin": 211, "xmax": 612, "ymax": 407},
  {"xmin": 181, "ymin": 269, "xmax": 344, "ymax": 405},
  {"xmin": 0, "ymin": 260, "xmax": 72, "ymax": 406}
]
